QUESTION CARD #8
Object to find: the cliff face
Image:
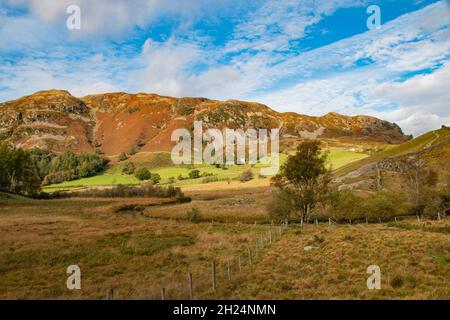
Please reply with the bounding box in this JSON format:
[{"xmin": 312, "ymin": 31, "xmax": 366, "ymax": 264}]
[{"xmin": 0, "ymin": 90, "xmax": 409, "ymax": 156}]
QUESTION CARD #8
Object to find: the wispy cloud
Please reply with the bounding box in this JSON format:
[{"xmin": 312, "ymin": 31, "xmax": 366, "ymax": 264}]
[{"xmin": 0, "ymin": 0, "xmax": 449, "ymax": 135}]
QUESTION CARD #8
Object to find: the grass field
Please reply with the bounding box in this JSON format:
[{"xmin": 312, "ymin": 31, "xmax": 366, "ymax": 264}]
[
  {"xmin": 44, "ymin": 149, "xmax": 367, "ymax": 192},
  {"xmin": 0, "ymin": 186, "xmax": 448, "ymax": 300}
]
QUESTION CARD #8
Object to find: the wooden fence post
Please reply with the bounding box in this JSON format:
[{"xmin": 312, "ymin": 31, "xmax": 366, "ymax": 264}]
[
  {"xmin": 212, "ymin": 261, "xmax": 216, "ymax": 291},
  {"xmin": 188, "ymin": 273, "xmax": 193, "ymax": 300},
  {"xmin": 329, "ymin": 218, "xmax": 331, "ymax": 226},
  {"xmin": 227, "ymin": 262, "xmax": 231, "ymax": 281},
  {"xmin": 269, "ymin": 231, "xmax": 272, "ymax": 244},
  {"xmin": 438, "ymin": 212, "xmax": 441, "ymax": 220},
  {"xmin": 315, "ymin": 219, "xmax": 318, "ymax": 226},
  {"xmin": 247, "ymin": 247, "xmax": 252, "ymax": 266},
  {"xmin": 161, "ymin": 287, "xmax": 166, "ymax": 300},
  {"xmin": 301, "ymin": 218, "xmax": 303, "ymax": 227},
  {"xmin": 106, "ymin": 288, "xmax": 114, "ymax": 300},
  {"xmin": 417, "ymin": 215, "xmax": 420, "ymax": 223}
]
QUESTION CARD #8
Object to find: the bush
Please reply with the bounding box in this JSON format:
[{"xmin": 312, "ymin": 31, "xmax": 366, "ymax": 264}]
[
  {"xmin": 240, "ymin": 169, "xmax": 254, "ymax": 182},
  {"xmin": 266, "ymin": 190, "xmax": 295, "ymax": 223},
  {"xmin": 327, "ymin": 190, "xmax": 364, "ymax": 222},
  {"xmin": 363, "ymin": 191, "xmax": 408, "ymax": 221},
  {"xmin": 390, "ymin": 274, "xmax": 404, "ymax": 289},
  {"xmin": 202, "ymin": 176, "xmax": 219, "ymax": 184},
  {"xmin": 134, "ymin": 167, "xmax": 151, "ymax": 181},
  {"xmin": 49, "ymin": 183, "xmax": 188, "ymax": 199},
  {"xmin": 186, "ymin": 207, "xmax": 202, "ymax": 223},
  {"xmin": 188, "ymin": 170, "xmax": 201, "ymax": 179},
  {"xmin": 168, "ymin": 177, "xmax": 176, "ymax": 184},
  {"xmin": 151, "ymin": 173, "xmax": 161, "ymax": 184},
  {"xmin": 122, "ymin": 162, "xmax": 136, "ymax": 175}
]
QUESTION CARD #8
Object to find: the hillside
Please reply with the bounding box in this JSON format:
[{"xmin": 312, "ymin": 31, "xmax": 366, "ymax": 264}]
[
  {"xmin": 335, "ymin": 126, "xmax": 450, "ymax": 192},
  {"xmin": 0, "ymin": 90, "xmax": 409, "ymax": 157}
]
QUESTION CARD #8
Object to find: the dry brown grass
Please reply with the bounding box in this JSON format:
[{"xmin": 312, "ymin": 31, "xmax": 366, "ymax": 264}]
[{"xmin": 0, "ymin": 188, "xmax": 448, "ymax": 300}]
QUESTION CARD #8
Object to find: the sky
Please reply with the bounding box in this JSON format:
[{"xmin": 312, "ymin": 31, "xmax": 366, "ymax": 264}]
[{"xmin": 0, "ymin": 0, "xmax": 449, "ymax": 136}]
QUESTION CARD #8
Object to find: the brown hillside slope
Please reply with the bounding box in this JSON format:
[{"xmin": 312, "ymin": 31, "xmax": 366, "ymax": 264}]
[{"xmin": 0, "ymin": 90, "xmax": 409, "ymax": 156}]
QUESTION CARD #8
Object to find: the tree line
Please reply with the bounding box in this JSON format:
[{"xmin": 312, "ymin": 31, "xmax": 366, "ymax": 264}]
[
  {"xmin": 0, "ymin": 143, "xmax": 108, "ymax": 196},
  {"xmin": 267, "ymin": 140, "xmax": 450, "ymax": 223}
]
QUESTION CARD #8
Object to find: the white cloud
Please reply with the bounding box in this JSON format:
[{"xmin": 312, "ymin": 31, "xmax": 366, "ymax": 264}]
[{"xmin": 1, "ymin": 0, "xmax": 449, "ymax": 138}]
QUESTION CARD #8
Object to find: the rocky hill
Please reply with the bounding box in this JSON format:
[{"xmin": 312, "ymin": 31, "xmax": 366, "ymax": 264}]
[
  {"xmin": 0, "ymin": 90, "xmax": 409, "ymax": 156},
  {"xmin": 335, "ymin": 126, "xmax": 450, "ymax": 193}
]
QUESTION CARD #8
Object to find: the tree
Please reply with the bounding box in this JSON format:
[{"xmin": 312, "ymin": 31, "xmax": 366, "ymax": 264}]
[
  {"xmin": 122, "ymin": 162, "xmax": 136, "ymax": 175},
  {"xmin": 270, "ymin": 140, "xmax": 331, "ymax": 221},
  {"xmin": 363, "ymin": 191, "xmax": 408, "ymax": 221},
  {"xmin": 0, "ymin": 143, "xmax": 40, "ymax": 196},
  {"xmin": 396, "ymin": 155, "xmax": 438, "ymax": 216},
  {"xmin": 134, "ymin": 167, "xmax": 151, "ymax": 181},
  {"xmin": 151, "ymin": 173, "xmax": 161, "ymax": 184},
  {"xmin": 266, "ymin": 190, "xmax": 295, "ymax": 223},
  {"xmin": 327, "ymin": 190, "xmax": 364, "ymax": 223}
]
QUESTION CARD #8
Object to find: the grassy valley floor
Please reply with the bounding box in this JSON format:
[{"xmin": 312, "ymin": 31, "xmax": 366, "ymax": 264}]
[{"xmin": 0, "ymin": 185, "xmax": 448, "ymax": 300}]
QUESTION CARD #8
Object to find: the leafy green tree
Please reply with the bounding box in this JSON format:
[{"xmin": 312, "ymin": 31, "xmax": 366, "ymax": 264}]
[
  {"xmin": 271, "ymin": 140, "xmax": 332, "ymax": 221},
  {"xmin": 363, "ymin": 191, "xmax": 408, "ymax": 221},
  {"xmin": 151, "ymin": 173, "xmax": 161, "ymax": 184},
  {"xmin": 134, "ymin": 167, "xmax": 151, "ymax": 181},
  {"xmin": 0, "ymin": 143, "xmax": 40, "ymax": 195},
  {"xmin": 328, "ymin": 190, "xmax": 364, "ymax": 222}
]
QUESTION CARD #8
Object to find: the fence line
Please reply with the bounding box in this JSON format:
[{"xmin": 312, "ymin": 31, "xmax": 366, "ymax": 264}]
[{"xmin": 104, "ymin": 224, "xmax": 288, "ymax": 300}]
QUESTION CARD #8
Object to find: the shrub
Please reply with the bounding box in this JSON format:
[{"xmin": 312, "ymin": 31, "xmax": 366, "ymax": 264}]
[
  {"xmin": 327, "ymin": 190, "xmax": 364, "ymax": 222},
  {"xmin": 240, "ymin": 169, "xmax": 254, "ymax": 182},
  {"xmin": 150, "ymin": 173, "xmax": 161, "ymax": 184},
  {"xmin": 188, "ymin": 170, "xmax": 201, "ymax": 179},
  {"xmin": 186, "ymin": 207, "xmax": 202, "ymax": 223},
  {"xmin": 202, "ymin": 176, "xmax": 219, "ymax": 184},
  {"xmin": 134, "ymin": 167, "xmax": 151, "ymax": 181},
  {"xmin": 390, "ymin": 274, "xmax": 404, "ymax": 288},
  {"xmin": 168, "ymin": 176, "xmax": 176, "ymax": 184},
  {"xmin": 49, "ymin": 183, "xmax": 188, "ymax": 199},
  {"xmin": 178, "ymin": 106, "xmax": 195, "ymax": 116},
  {"xmin": 266, "ymin": 190, "xmax": 295, "ymax": 223},
  {"xmin": 122, "ymin": 162, "xmax": 136, "ymax": 175},
  {"xmin": 363, "ymin": 191, "xmax": 408, "ymax": 221},
  {"xmin": 118, "ymin": 152, "xmax": 128, "ymax": 162}
]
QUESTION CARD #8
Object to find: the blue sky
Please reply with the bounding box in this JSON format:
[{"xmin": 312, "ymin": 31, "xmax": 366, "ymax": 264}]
[{"xmin": 0, "ymin": 0, "xmax": 449, "ymax": 136}]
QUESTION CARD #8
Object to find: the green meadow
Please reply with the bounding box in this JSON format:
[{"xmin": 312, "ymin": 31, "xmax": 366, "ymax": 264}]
[{"xmin": 43, "ymin": 149, "xmax": 367, "ymax": 192}]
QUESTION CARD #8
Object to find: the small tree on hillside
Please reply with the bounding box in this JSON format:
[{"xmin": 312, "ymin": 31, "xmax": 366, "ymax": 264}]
[
  {"xmin": 396, "ymin": 155, "xmax": 438, "ymax": 216},
  {"xmin": 134, "ymin": 167, "xmax": 151, "ymax": 181},
  {"xmin": 270, "ymin": 140, "xmax": 332, "ymax": 222}
]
